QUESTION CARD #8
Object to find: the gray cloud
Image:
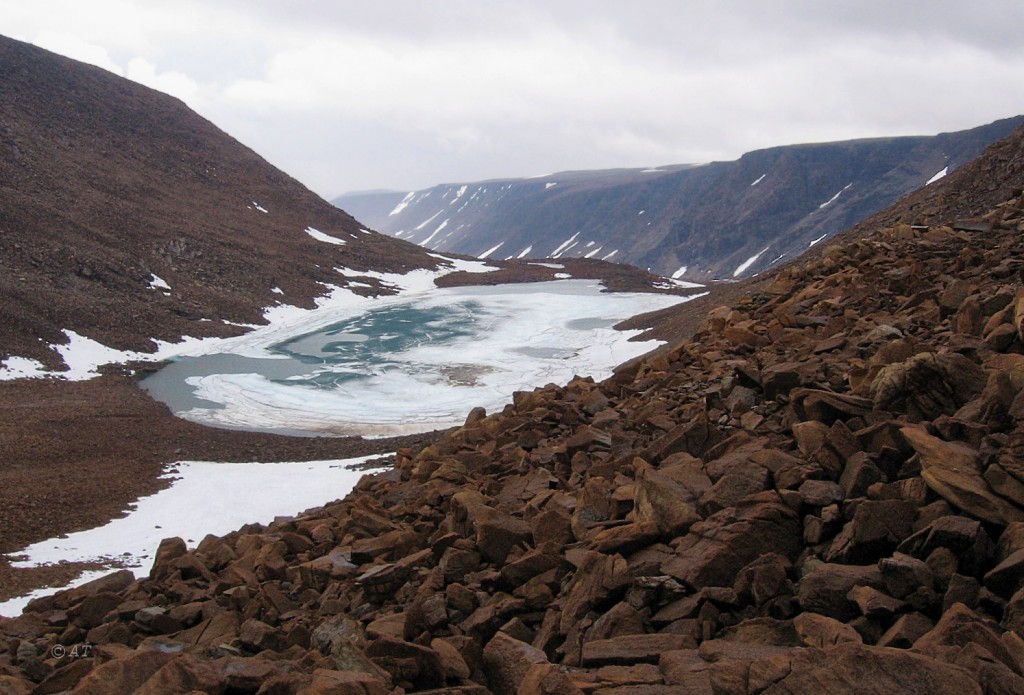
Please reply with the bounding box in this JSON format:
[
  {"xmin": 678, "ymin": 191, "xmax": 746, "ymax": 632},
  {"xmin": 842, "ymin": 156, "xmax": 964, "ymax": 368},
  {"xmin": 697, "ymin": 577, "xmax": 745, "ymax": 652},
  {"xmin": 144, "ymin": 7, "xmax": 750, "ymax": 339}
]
[{"xmin": 7, "ymin": 1, "xmax": 1024, "ymax": 198}]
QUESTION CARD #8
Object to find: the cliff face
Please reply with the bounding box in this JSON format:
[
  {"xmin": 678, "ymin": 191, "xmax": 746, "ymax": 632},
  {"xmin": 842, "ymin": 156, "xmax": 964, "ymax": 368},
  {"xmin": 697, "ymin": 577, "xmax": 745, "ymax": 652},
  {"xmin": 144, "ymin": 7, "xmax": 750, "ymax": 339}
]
[
  {"xmin": 338, "ymin": 116, "xmax": 1023, "ymax": 280},
  {"xmin": 0, "ymin": 35, "xmax": 440, "ymax": 366},
  {"xmin": 4, "ymin": 126, "xmax": 1024, "ymax": 692}
]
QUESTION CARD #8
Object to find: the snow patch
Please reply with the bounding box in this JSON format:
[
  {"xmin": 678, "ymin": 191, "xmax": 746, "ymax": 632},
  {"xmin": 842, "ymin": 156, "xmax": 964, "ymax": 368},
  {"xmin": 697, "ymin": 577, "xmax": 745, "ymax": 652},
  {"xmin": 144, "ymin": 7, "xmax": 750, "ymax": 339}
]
[
  {"xmin": 818, "ymin": 183, "xmax": 853, "ymax": 209},
  {"xmin": 602, "ymin": 250, "xmax": 619, "ymax": 261},
  {"xmin": 550, "ymin": 232, "xmax": 580, "ymax": 258},
  {"xmin": 733, "ymin": 247, "xmax": 769, "ymax": 277},
  {"xmin": 419, "ymin": 219, "xmax": 449, "ymax": 247},
  {"xmin": 808, "ymin": 233, "xmax": 828, "ymax": 248},
  {"xmin": 388, "ymin": 191, "xmax": 416, "ymax": 216},
  {"xmin": 147, "ymin": 274, "xmax": 170, "ymax": 291},
  {"xmin": 305, "ymin": 227, "xmax": 346, "ymax": 246},
  {"xmin": 414, "ymin": 210, "xmax": 443, "ymax": 231},
  {"xmin": 750, "ymin": 174, "xmax": 766, "ymax": 187},
  {"xmin": 478, "ymin": 242, "xmax": 504, "ymax": 259},
  {"xmin": 0, "ymin": 455, "xmax": 388, "ymax": 617},
  {"xmin": 271, "ymin": 286, "xmax": 284, "ymax": 295},
  {"xmin": 517, "ymin": 246, "xmax": 533, "ymax": 259},
  {"xmin": 530, "ymin": 262, "xmax": 564, "ymax": 269},
  {"xmin": 671, "ymin": 266, "xmax": 688, "ymax": 279},
  {"xmin": 0, "ymin": 356, "xmax": 50, "ymax": 381},
  {"xmin": 545, "ymin": 182, "xmax": 557, "ymax": 189},
  {"xmin": 251, "ymin": 201, "xmax": 269, "ymax": 213},
  {"xmin": 926, "ymin": 166, "xmax": 949, "ymax": 185}
]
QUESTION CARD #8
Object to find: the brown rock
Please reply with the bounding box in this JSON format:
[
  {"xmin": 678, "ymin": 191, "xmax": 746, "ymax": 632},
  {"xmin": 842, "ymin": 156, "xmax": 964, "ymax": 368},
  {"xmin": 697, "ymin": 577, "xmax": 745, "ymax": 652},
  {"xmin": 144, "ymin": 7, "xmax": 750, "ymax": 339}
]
[
  {"xmin": 581, "ymin": 634, "xmax": 693, "ymax": 666},
  {"xmin": 659, "ymin": 649, "xmax": 712, "ymax": 692},
  {"xmin": 150, "ymin": 536, "xmax": 188, "ymax": 581},
  {"xmin": 876, "ymin": 612, "xmax": 934, "ymax": 648},
  {"xmin": 560, "ymin": 551, "xmax": 631, "ymax": 634},
  {"xmin": 846, "ymin": 585, "xmax": 905, "ymax": 619},
  {"xmin": 983, "ymin": 548, "xmax": 1024, "ymax": 598},
  {"xmin": 756, "ymin": 643, "xmax": 983, "ymax": 695},
  {"xmin": 897, "ymin": 515, "xmax": 995, "ymax": 576},
  {"xmin": 663, "ymin": 496, "xmax": 802, "ymax": 589},
  {"xmin": 793, "ymin": 612, "xmax": 862, "ymax": 647},
  {"xmin": 366, "ymin": 636, "xmax": 445, "ymax": 690},
  {"xmin": 482, "ymin": 632, "xmax": 550, "ymax": 695},
  {"xmin": 69, "ymin": 649, "xmax": 176, "ymax": 695},
  {"xmin": 632, "ymin": 459, "xmax": 704, "ymax": 536},
  {"xmin": 871, "ymin": 353, "xmax": 988, "ymax": 421},
  {"xmin": 901, "ymin": 426, "xmax": 1024, "ymax": 525},
  {"xmin": 824, "ymin": 499, "xmax": 917, "ymax": 564},
  {"xmin": 796, "ymin": 563, "xmax": 884, "ymax": 621}
]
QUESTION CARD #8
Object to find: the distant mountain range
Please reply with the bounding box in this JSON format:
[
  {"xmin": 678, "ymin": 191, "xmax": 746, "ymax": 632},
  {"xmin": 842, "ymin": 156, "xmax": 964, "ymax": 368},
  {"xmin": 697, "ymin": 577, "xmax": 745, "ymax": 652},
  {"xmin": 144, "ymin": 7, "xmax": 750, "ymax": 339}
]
[{"xmin": 336, "ymin": 116, "xmax": 1024, "ymax": 280}]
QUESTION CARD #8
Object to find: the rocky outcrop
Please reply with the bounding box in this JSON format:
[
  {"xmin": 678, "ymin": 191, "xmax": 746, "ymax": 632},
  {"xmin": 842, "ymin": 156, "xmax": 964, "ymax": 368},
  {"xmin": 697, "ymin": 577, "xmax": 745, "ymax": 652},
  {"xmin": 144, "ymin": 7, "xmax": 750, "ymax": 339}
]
[{"xmin": 4, "ymin": 129, "xmax": 1024, "ymax": 693}]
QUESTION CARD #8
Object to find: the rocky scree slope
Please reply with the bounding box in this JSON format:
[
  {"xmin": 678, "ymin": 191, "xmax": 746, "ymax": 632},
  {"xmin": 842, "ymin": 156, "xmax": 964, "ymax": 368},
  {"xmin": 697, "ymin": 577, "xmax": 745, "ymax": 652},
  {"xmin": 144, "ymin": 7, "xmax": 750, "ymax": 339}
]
[
  {"xmin": 0, "ymin": 35, "xmax": 441, "ymax": 368},
  {"xmin": 337, "ymin": 116, "xmax": 1022, "ymax": 281},
  {"xmin": 3, "ymin": 134, "xmax": 1024, "ymax": 694}
]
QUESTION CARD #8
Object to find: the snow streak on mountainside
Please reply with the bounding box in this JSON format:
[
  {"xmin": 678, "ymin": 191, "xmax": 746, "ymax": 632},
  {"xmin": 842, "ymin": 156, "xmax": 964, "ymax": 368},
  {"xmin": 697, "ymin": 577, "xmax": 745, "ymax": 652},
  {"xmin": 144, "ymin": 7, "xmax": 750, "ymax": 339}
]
[{"xmin": 336, "ymin": 116, "xmax": 1024, "ymax": 280}]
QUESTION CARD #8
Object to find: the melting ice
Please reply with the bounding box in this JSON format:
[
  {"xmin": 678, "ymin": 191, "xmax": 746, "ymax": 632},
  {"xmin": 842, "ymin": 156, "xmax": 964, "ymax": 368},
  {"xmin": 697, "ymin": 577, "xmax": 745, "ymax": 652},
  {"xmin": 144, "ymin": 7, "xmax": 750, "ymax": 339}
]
[{"xmin": 142, "ymin": 280, "xmax": 692, "ymax": 437}]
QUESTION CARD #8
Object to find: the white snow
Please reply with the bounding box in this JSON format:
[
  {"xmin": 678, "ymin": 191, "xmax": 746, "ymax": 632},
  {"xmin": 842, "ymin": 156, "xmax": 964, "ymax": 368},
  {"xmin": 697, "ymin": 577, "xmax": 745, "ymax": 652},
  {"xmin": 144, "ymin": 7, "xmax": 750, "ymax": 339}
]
[
  {"xmin": 414, "ymin": 210, "xmax": 443, "ymax": 231},
  {"xmin": 251, "ymin": 201, "xmax": 269, "ymax": 213},
  {"xmin": 529, "ymin": 262, "xmax": 564, "ymax": 269},
  {"xmin": 584, "ymin": 247, "xmax": 602, "ymax": 259},
  {"xmin": 553, "ymin": 273, "xmax": 572, "ymax": 279},
  {"xmin": 808, "ymin": 233, "xmax": 828, "ymax": 248},
  {"xmin": 671, "ymin": 266, "xmax": 688, "ymax": 279},
  {"xmin": 818, "ymin": 183, "xmax": 853, "ymax": 209},
  {"xmin": 305, "ymin": 226, "xmax": 346, "ymax": 246},
  {"xmin": 638, "ymin": 210, "xmax": 645, "ymax": 215},
  {"xmin": 428, "ymin": 254, "xmax": 497, "ymax": 275},
  {"xmin": 478, "ymin": 242, "xmax": 504, "ymax": 259},
  {"xmin": 147, "ymin": 274, "xmax": 170, "ymax": 291},
  {"xmin": 641, "ymin": 168, "xmax": 666, "ymax": 173},
  {"xmin": 450, "ymin": 185, "xmax": 468, "ymax": 204},
  {"xmin": 545, "ymin": 182, "xmax": 557, "ymax": 189},
  {"xmin": 602, "ymin": 250, "xmax": 619, "ymax": 261},
  {"xmin": 550, "ymin": 232, "xmax": 580, "ymax": 258},
  {"xmin": 0, "ymin": 356, "xmax": 50, "ymax": 381},
  {"xmin": 388, "ymin": 191, "xmax": 416, "ymax": 216},
  {"xmin": 750, "ymin": 174, "xmax": 766, "ymax": 187},
  {"xmin": 0, "ymin": 455, "xmax": 387, "ymax": 618},
  {"xmin": 419, "ymin": 219, "xmax": 449, "ymax": 247},
  {"xmin": 271, "ymin": 286, "xmax": 284, "ymax": 295},
  {"xmin": 733, "ymin": 247, "xmax": 770, "ymax": 278},
  {"xmin": 926, "ymin": 166, "xmax": 949, "ymax": 185},
  {"xmin": 517, "ymin": 246, "xmax": 533, "ymax": 259}
]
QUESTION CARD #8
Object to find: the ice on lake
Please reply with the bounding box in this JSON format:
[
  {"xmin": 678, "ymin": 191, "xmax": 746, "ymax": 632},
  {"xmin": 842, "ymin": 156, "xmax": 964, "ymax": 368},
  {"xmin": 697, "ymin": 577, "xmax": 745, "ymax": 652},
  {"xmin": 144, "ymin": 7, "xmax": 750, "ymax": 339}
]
[{"xmin": 142, "ymin": 280, "xmax": 693, "ymax": 437}]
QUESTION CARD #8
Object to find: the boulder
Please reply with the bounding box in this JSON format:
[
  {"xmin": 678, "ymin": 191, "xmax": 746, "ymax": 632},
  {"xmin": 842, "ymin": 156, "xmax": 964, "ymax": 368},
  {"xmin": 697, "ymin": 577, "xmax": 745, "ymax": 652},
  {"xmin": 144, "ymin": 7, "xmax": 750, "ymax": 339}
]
[
  {"xmin": 871, "ymin": 353, "xmax": 988, "ymax": 421},
  {"xmin": 663, "ymin": 495, "xmax": 802, "ymax": 589},
  {"xmin": 482, "ymin": 632, "xmax": 550, "ymax": 695},
  {"xmin": 901, "ymin": 427, "xmax": 1024, "ymax": 525},
  {"xmin": 796, "ymin": 563, "xmax": 884, "ymax": 622},
  {"xmin": 752, "ymin": 643, "xmax": 983, "ymax": 695},
  {"xmin": 793, "ymin": 612, "xmax": 862, "ymax": 647}
]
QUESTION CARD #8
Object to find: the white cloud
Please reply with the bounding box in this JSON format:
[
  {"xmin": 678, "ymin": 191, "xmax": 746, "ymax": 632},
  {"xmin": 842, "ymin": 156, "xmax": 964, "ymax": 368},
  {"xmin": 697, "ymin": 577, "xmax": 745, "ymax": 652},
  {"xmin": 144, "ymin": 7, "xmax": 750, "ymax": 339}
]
[{"xmin": 5, "ymin": 1, "xmax": 1024, "ymax": 197}]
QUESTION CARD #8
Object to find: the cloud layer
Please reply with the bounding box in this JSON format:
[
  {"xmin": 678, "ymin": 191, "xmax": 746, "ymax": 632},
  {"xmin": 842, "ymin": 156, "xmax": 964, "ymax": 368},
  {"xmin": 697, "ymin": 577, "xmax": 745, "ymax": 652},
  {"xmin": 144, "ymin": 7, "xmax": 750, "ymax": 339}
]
[{"xmin": 8, "ymin": 1, "xmax": 1024, "ymax": 198}]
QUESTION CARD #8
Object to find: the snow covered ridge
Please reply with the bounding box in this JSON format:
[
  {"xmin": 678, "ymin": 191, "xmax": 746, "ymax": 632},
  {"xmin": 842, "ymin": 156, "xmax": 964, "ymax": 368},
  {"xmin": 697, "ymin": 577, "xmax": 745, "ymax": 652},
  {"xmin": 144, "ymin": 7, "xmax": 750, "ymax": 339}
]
[{"xmin": 0, "ymin": 255, "xmax": 494, "ymax": 382}]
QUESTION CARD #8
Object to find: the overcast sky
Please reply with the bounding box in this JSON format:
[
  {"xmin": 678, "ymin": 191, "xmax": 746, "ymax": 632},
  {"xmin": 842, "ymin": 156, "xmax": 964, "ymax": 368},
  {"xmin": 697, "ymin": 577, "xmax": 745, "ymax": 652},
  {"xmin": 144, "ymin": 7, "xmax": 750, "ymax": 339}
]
[{"xmin": 7, "ymin": 1, "xmax": 1024, "ymax": 199}]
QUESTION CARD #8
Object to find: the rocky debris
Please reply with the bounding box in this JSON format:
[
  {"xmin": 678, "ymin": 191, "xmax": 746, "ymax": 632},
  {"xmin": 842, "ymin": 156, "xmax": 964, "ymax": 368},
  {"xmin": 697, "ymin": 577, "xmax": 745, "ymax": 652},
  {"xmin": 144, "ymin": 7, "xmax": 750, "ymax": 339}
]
[{"xmin": 4, "ymin": 133, "xmax": 1024, "ymax": 692}]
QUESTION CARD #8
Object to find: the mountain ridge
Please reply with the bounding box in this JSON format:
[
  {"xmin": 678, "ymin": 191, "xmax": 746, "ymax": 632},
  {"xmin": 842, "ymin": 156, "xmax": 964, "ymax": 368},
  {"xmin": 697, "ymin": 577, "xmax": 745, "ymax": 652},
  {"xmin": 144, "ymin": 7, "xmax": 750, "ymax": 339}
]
[{"xmin": 338, "ymin": 116, "xmax": 1024, "ymax": 280}]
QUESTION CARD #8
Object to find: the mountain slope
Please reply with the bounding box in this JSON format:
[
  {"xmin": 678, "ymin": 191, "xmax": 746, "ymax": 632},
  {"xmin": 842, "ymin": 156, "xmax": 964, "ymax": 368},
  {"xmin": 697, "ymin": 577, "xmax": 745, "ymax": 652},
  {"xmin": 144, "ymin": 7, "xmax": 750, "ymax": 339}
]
[
  {"xmin": 338, "ymin": 117, "xmax": 1023, "ymax": 280},
  {"xmin": 5, "ymin": 120, "xmax": 1024, "ymax": 694},
  {"xmin": 0, "ymin": 35, "xmax": 441, "ymax": 367}
]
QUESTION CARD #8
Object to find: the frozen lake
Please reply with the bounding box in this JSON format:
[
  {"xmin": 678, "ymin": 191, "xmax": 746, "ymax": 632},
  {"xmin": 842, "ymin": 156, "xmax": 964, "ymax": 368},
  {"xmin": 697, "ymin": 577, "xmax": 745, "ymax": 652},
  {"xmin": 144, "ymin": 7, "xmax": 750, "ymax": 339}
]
[{"xmin": 141, "ymin": 280, "xmax": 694, "ymax": 436}]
